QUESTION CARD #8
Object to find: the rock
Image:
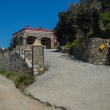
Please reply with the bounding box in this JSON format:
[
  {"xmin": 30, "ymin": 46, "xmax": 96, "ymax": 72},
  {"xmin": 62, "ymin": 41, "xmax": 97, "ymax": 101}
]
[
  {"xmin": 98, "ymin": 62, "xmax": 104, "ymax": 65},
  {"xmin": 93, "ymin": 62, "xmax": 98, "ymax": 65},
  {"xmin": 88, "ymin": 58, "xmax": 93, "ymax": 64},
  {"xmin": 102, "ymin": 59, "xmax": 106, "ymax": 62},
  {"xmin": 73, "ymin": 38, "xmax": 109, "ymax": 65}
]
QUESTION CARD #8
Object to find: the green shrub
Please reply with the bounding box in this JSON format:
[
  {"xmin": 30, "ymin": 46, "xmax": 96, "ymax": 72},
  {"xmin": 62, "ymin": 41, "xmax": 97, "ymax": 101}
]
[
  {"xmin": 101, "ymin": 23, "xmax": 110, "ymax": 39},
  {"xmin": 14, "ymin": 74, "xmax": 35, "ymax": 90},
  {"xmin": 14, "ymin": 76, "xmax": 20, "ymax": 88},
  {"xmin": 84, "ymin": 30, "xmax": 93, "ymax": 38},
  {"xmin": 69, "ymin": 39, "xmax": 79, "ymax": 55},
  {"xmin": 0, "ymin": 68, "xmax": 35, "ymax": 92},
  {"xmin": 106, "ymin": 23, "xmax": 110, "ymax": 30},
  {"xmin": 100, "ymin": 11, "xmax": 110, "ymax": 25},
  {"xmin": 0, "ymin": 68, "xmax": 7, "ymax": 74},
  {"xmin": 71, "ymin": 39, "xmax": 79, "ymax": 47},
  {"xmin": 64, "ymin": 42, "xmax": 72, "ymax": 49},
  {"xmin": 6, "ymin": 71, "xmax": 13, "ymax": 76},
  {"xmin": 0, "ymin": 68, "xmax": 14, "ymax": 79}
]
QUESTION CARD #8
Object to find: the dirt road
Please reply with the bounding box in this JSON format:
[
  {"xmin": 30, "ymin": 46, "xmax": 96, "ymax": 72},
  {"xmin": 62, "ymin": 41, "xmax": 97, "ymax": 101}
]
[
  {"xmin": 0, "ymin": 75, "xmax": 55, "ymax": 110},
  {"xmin": 26, "ymin": 49, "xmax": 110, "ymax": 110}
]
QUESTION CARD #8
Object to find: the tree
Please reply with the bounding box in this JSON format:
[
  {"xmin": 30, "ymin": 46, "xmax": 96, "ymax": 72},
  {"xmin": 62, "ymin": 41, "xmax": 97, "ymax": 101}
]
[
  {"xmin": 53, "ymin": 11, "xmax": 76, "ymax": 46},
  {"xmin": 54, "ymin": 0, "xmax": 109, "ymax": 46},
  {"xmin": 99, "ymin": 0, "xmax": 110, "ymax": 10},
  {"xmin": 90, "ymin": 0, "xmax": 102, "ymax": 34},
  {"xmin": 77, "ymin": 0, "xmax": 101, "ymax": 35},
  {"xmin": 9, "ymin": 37, "xmax": 19, "ymax": 48},
  {"xmin": 77, "ymin": 3, "xmax": 92, "ymax": 34}
]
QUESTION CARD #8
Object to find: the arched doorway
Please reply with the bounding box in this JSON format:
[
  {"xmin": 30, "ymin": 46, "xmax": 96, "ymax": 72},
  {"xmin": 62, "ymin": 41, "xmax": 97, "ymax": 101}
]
[
  {"xmin": 26, "ymin": 36, "xmax": 36, "ymax": 45},
  {"xmin": 41, "ymin": 38, "xmax": 51, "ymax": 49}
]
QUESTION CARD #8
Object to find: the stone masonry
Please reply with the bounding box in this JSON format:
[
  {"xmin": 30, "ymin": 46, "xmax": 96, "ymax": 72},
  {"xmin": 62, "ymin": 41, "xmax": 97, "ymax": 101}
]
[
  {"xmin": 73, "ymin": 38, "xmax": 109, "ymax": 65},
  {"xmin": 12, "ymin": 27, "xmax": 56, "ymax": 49},
  {"xmin": 0, "ymin": 52, "xmax": 30, "ymax": 74},
  {"xmin": 0, "ymin": 39, "xmax": 44, "ymax": 75}
]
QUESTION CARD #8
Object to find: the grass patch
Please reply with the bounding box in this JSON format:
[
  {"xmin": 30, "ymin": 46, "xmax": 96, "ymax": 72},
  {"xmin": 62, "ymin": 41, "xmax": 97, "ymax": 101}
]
[
  {"xmin": 0, "ymin": 64, "xmax": 50, "ymax": 92},
  {"xmin": 0, "ymin": 68, "xmax": 14, "ymax": 79},
  {"xmin": 14, "ymin": 74, "xmax": 35, "ymax": 92},
  {"xmin": 0, "ymin": 68, "xmax": 35, "ymax": 92},
  {"xmin": 64, "ymin": 42, "xmax": 71, "ymax": 49},
  {"xmin": 0, "ymin": 63, "xmax": 51, "ymax": 92}
]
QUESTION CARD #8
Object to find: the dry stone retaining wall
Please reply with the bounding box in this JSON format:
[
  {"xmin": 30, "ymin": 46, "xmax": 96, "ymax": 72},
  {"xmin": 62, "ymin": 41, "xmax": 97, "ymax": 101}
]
[
  {"xmin": 61, "ymin": 48, "xmax": 70, "ymax": 54},
  {"xmin": 0, "ymin": 51, "xmax": 31, "ymax": 74},
  {"xmin": 73, "ymin": 38, "xmax": 109, "ymax": 65},
  {"xmin": 0, "ymin": 40, "xmax": 44, "ymax": 75}
]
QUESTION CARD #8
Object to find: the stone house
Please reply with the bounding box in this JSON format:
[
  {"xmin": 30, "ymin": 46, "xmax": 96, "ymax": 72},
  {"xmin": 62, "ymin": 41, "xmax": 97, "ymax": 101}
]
[{"xmin": 12, "ymin": 27, "xmax": 57, "ymax": 49}]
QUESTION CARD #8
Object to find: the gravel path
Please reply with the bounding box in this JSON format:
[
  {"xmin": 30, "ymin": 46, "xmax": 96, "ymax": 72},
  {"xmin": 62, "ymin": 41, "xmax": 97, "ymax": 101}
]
[
  {"xmin": 26, "ymin": 49, "xmax": 110, "ymax": 110},
  {"xmin": 0, "ymin": 75, "xmax": 55, "ymax": 110}
]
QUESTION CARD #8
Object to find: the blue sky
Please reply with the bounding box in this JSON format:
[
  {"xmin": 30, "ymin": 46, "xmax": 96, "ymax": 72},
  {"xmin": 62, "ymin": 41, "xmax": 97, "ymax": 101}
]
[{"xmin": 0, "ymin": 0, "xmax": 77, "ymax": 48}]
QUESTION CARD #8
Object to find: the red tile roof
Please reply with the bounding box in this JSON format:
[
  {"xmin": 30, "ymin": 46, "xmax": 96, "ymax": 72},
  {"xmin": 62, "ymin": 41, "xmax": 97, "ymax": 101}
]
[{"xmin": 12, "ymin": 27, "xmax": 53, "ymax": 36}]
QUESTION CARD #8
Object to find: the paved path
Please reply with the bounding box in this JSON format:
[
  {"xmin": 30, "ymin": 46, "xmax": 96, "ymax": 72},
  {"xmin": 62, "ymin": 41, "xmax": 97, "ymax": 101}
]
[
  {"xmin": 26, "ymin": 49, "xmax": 110, "ymax": 110},
  {"xmin": 0, "ymin": 75, "xmax": 55, "ymax": 110}
]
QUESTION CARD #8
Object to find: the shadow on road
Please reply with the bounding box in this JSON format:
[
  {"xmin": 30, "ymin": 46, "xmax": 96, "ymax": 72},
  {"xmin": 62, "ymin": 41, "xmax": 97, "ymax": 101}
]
[
  {"xmin": 46, "ymin": 49, "xmax": 84, "ymax": 63},
  {"xmin": 50, "ymin": 49, "xmax": 60, "ymax": 52},
  {"xmin": 60, "ymin": 54, "xmax": 83, "ymax": 63}
]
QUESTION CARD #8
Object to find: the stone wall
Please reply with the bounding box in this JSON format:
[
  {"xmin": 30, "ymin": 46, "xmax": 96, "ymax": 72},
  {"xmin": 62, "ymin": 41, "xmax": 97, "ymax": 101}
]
[
  {"xmin": 0, "ymin": 39, "xmax": 44, "ymax": 75},
  {"xmin": 0, "ymin": 52, "xmax": 31, "ymax": 74},
  {"xmin": 61, "ymin": 48, "xmax": 70, "ymax": 54},
  {"xmin": 73, "ymin": 38, "xmax": 109, "ymax": 65}
]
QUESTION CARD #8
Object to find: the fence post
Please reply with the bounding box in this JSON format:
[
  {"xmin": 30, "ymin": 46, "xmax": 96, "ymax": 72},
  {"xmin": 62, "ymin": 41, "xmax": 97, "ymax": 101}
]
[{"xmin": 32, "ymin": 39, "xmax": 44, "ymax": 76}]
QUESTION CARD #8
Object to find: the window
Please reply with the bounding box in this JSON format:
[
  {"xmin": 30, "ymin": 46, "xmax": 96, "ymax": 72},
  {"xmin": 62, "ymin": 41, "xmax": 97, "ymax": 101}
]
[
  {"xmin": 26, "ymin": 36, "xmax": 36, "ymax": 45},
  {"xmin": 41, "ymin": 38, "xmax": 51, "ymax": 49},
  {"xmin": 19, "ymin": 36, "xmax": 23, "ymax": 44}
]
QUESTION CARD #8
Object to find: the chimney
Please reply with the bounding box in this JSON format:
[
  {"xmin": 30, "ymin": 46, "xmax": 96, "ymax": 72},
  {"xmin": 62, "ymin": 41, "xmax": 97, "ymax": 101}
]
[{"xmin": 26, "ymin": 25, "xmax": 29, "ymax": 28}]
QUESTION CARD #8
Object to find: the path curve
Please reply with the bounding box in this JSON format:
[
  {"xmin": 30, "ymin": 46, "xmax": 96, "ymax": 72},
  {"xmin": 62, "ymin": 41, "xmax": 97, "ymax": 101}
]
[
  {"xmin": 26, "ymin": 49, "xmax": 110, "ymax": 110},
  {"xmin": 0, "ymin": 75, "xmax": 54, "ymax": 110}
]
